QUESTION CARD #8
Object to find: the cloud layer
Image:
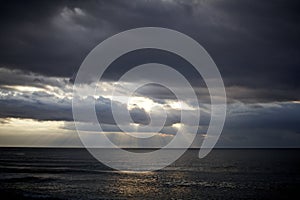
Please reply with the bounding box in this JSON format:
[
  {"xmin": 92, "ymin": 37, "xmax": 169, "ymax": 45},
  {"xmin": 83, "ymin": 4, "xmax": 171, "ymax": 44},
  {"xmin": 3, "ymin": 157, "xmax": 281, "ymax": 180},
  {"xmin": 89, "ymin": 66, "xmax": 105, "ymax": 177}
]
[{"xmin": 0, "ymin": 0, "xmax": 300, "ymax": 147}]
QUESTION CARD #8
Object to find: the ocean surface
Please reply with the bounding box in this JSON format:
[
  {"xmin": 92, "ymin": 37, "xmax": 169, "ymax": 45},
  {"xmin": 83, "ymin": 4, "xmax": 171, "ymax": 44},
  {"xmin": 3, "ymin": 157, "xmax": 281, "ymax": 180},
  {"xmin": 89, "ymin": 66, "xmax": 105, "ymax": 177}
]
[{"xmin": 0, "ymin": 148, "xmax": 299, "ymax": 199}]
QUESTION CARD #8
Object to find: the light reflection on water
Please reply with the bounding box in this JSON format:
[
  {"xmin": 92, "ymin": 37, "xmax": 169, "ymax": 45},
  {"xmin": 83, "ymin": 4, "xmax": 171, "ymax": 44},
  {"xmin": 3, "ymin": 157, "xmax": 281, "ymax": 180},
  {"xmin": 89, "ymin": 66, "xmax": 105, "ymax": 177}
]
[
  {"xmin": 108, "ymin": 170, "xmax": 193, "ymax": 198},
  {"xmin": 118, "ymin": 170, "xmax": 155, "ymax": 174}
]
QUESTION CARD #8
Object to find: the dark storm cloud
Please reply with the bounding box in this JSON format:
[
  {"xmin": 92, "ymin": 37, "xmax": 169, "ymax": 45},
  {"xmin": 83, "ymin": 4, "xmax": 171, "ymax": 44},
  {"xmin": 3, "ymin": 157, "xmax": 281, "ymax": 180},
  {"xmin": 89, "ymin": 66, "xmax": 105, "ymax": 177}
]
[
  {"xmin": 0, "ymin": 0, "xmax": 299, "ymax": 103},
  {"xmin": 0, "ymin": 68, "xmax": 69, "ymax": 88},
  {"xmin": 0, "ymin": 98, "xmax": 72, "ymax": 121},
  {"xmin": 226, "ymin": 102, "xmax": 300, "ymax": 131},
  {"xmin": 215, "ymin": 102, "xmax": 300, "ymax": 147},
  {"xmin": 0, "ymin": 0, "xmax": 300, "ymax": 147}
]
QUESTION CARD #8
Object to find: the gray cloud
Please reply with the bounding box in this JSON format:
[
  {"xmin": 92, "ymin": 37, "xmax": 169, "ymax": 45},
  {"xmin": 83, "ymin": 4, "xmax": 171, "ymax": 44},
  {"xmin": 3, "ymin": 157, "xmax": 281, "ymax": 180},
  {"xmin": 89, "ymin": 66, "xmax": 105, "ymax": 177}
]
[
  {"xmin": 0, "ymin": 0, "xmax": 299, "ymax": 102},
  {"xmin": 0, "ymin": 0, "xmax": 300, "ymax": 147}
]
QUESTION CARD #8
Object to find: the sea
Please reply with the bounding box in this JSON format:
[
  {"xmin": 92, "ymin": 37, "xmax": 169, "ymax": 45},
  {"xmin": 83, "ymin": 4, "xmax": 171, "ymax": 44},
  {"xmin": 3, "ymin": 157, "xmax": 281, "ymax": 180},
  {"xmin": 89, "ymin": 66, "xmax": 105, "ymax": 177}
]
[{"xmin": 0, "ymin": 148, "xmax": 299, "ymax": 199}]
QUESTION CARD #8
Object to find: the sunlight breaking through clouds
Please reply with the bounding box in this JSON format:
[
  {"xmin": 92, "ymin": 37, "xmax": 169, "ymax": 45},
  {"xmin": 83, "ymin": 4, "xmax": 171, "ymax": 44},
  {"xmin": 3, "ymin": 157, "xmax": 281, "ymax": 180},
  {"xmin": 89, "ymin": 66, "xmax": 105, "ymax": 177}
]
[{"xmin": 0, "ymin": 0, "xmax": 300, "ymax": 147}]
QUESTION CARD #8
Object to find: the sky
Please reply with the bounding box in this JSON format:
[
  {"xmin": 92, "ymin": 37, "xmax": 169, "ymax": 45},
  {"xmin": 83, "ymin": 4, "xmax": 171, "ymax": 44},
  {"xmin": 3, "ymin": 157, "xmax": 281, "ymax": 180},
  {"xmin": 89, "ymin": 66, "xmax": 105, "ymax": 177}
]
[{"xmin": 0, "ymin": 0, "xmax": 300, "ymax": 148}]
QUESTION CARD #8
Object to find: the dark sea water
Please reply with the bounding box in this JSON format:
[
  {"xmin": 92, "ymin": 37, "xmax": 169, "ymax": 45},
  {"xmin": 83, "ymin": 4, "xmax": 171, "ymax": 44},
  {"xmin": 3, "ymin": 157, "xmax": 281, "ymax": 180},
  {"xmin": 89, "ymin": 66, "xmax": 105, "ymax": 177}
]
[{"xmin": 0, "ymin": 148, "xmax": 299, "ymax": 199}]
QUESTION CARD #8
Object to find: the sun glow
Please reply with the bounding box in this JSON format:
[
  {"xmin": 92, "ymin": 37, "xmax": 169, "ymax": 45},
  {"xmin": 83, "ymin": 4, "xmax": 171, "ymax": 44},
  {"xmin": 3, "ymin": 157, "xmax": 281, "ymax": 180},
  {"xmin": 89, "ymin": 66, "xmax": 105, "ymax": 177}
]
[
  {"xmin": 2, "ymin": 85, "xmax": 44, "ymax": 93},
  {"xmin": 169, "ymin": 101, "xmax": 182, "ymax": 109},
  {"xmin": 172, "ymin": 123, "xmax": 183, "ymax": 129},
  {"xmin": 127, "ymin": 96, "xmax": 156, "ymax": 112},
  {"xmin": 130, "ymin": 123, "xmax": 139, "ymax": 127},
  {"xmin": 0, "ymin": 118, "xmax": 64, "ymax": 131},
  {"xmin": 167, "ymin": 100, "xmax": 195, "ymax": 110}
]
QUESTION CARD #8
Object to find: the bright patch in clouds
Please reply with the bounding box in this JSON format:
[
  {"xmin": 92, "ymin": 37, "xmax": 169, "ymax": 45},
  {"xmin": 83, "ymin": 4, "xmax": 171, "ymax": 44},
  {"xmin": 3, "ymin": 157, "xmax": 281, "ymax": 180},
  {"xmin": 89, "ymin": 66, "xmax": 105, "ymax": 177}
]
[
  {"xmin": 2, "ymin": 85, "xmax": 44, "ymax": 93},
  {"xmin": 128, "ymin": 96, "xmax": 157, "ymax": 112},
  {"xmin": 167, "ymin": 100, "xmax": 195, "ymax": 110},
  {"xmin": 0, "ymin": 118, "xmax": 65, "ymax": 132},
  {"xmin": 0, "ymin": 118, "xmax": 81, "ymax": 147},
  {"xmin": 172, "ymin": 123, "xmax": 183, "ymax": 129}
]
